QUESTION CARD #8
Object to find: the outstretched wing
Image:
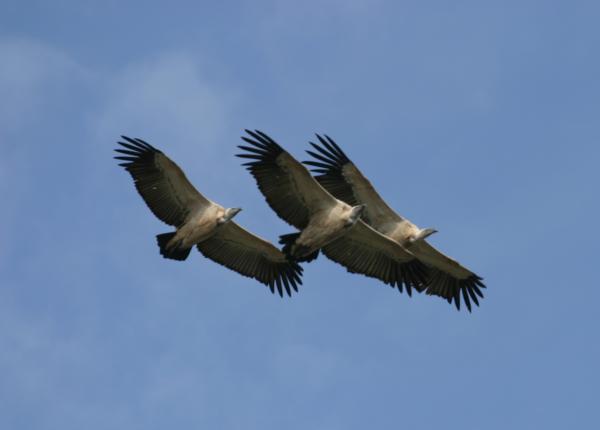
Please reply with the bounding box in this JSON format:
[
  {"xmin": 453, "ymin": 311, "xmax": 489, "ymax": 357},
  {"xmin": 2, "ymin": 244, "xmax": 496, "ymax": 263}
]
[
  {"xmin": 196, "ymin": 222, "xmax": 303, "ymax": 297},
  {"xmin": 303, "ymin": 134, "xmax": 402, "ymax": 227},
  {"xmin": 322, "ymin": 221, "xmax": 428, "ymax": 296},
  {"xmin": 237, "ymin": 130, "xmax": 338, "ymax": 230},
  {"xmin": 412, "ymin": 241, "xmax": 486, "ymax": 312},
  {"xmin": 115, "ymin": 136, "xmax": 211, "ymax": 227},
  {"xmin": 305, "ymin": 134, "xmax": 486, "ymax": 312}
]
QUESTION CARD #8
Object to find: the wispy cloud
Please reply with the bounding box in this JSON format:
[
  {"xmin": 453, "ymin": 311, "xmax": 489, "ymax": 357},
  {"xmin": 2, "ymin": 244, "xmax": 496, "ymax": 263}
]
[
  {"xmin": 95, "ymin": 52, "xmax": 235, "ymax": 158},
  {"xmin": 0, "ymin": 39, "xmax": 244, "ymax": 429},
  {"xmin": 0, "ymin": 38, "xmax": 90, "ymax": 131},
  {"xmin": 0, "ymin": 38, "xmax": 91, "ymax": 264}
]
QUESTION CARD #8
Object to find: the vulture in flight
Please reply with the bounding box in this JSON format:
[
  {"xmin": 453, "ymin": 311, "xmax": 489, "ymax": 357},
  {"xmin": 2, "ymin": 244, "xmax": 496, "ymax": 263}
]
[
  {"xmin": 304, "ymin": 134, "xmax": 486, "ymax": 311},
  {"xmin": 237, "ymin": 130, "xmax": 428, "ymax": 294},
  {"xmin": 114, "ymin": 136, "xmax": 303, "ymax": 296}
]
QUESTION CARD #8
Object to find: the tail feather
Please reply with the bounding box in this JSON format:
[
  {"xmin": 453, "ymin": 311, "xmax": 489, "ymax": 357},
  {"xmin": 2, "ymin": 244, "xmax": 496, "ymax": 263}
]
[
  {"xmin": 278, "ymin": 232, "xmax": 319, "ymax": 263},
  {"xmin": 156, "ymin": 232, "xmax": 192, "ymax": 261}
]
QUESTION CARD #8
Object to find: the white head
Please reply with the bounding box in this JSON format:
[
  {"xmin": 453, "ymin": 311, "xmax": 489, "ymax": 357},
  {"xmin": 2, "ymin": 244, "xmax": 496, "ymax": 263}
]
[
  {"xmin": 410, "ymin": 227, "xmax": 438, "ymax": 242},
  {"xmin": 346, "ymin": 204, "xmax": 367, "ymax": 226},
  {"xmin": 218, "ymin": 207, "xmax": 242, "ymax": 224}
]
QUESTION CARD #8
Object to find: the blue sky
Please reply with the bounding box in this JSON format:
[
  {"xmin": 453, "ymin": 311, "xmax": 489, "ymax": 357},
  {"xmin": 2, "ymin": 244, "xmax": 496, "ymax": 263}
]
[{"xmin": 1, "ymin": 1, "xmax": 599, "ymax": 428}]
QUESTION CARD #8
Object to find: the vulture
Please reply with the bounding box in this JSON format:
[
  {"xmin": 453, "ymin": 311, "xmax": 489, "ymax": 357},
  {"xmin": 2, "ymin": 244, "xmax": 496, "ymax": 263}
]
[
  {"xmin": 114, "ymin": 136, "xmax": 303, "ymax": 296},
  {"xmin": 237, "ymin": 130, "xmax": 428, "ymax": 294},
  {"xmin": 304, "ymin": 134, "xmax": 486, "ymax": 311}
]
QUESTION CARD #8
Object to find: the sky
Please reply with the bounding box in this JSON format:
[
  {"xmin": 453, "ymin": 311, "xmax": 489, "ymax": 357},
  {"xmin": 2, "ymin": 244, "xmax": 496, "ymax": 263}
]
[{"xmin": 1, "ymin": 1, "xmax": 599, "ymax": 428}]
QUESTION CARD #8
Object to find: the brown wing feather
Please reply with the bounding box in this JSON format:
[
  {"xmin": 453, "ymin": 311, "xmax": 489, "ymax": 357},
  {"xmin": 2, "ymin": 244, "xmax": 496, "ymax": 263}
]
[
  {"xmin": 115, "ymin": 136, "xmax": 210, "ymax": 227},
  {"xmin": 305, "ymin": 135, "xmax": 486, "ymax": 312},
  {"xmin": 322, "ymin": 221, "xmax": 428, "ymax": 296},
  {"xmin": 237, "ymin": 130, "xmax": 336, "ymax": 230},
  {"xmin": 412, "ymin": 241, "xmax": 486, "ymax": 312},
  {"xmin": 304, "ymin": 134, "xmax": 402, "ymax": 226},
  {"xmin": 196, "ymin": 222, "xmax": 303, "ymax": 297}
]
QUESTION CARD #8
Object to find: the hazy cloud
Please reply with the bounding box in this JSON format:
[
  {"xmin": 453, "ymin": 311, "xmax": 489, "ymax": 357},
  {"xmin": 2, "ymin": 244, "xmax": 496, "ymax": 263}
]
[
  {"xmin": 0, "ymin": 38, "xmax": 90, "ymax": 131},
  {"xmin": 0, "ymin": 38, "xmax": 91, "ymax": 264},
  {"xmin": 95, "ymin": 52, "xmax": 235, "ymax": 159}
]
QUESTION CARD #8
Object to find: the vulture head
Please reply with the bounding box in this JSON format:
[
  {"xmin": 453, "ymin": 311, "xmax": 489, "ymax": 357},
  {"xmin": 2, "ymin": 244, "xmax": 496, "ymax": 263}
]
[
  {"xmin": 219, "ymin": 207, "xmax": 242, "ymax": 224},
  {"xmin": 410, "ymin": 227, "xmax": 438, "ymax": 242},
  {"xmin": 346, "ymin": 204, "xmax": 367, "ymax": 226}
]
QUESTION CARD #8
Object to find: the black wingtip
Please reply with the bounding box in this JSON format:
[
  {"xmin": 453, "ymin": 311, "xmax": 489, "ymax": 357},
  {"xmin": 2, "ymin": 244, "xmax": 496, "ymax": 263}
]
[
  {"xmin": 237, "ymin": 130, "xmax": 285, "ymax": 166},
  {"xmin": 302, "ymin": 133, "xmax": 352, "ymax": 178},
  {"xmin": 114, "ymin": 136, "xmax": 160, "ymax": 167},
  {"xmin": 262, "ymin": 259, "xmax": 304, "ymax": 298},
  {"xmin": 425, "ymin": 271, "xmax": 485, "ymax": 312}
]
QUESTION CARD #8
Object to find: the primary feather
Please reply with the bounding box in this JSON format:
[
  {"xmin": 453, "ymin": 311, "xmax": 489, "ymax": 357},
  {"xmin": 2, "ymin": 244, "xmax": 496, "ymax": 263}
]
[
  {"xmin": 115, "ymin": 136, "xmax": 303, "ymax": 296},
  {"xmin": 304, "ymin": 134, "xmax": 486, "ymax": 311}
]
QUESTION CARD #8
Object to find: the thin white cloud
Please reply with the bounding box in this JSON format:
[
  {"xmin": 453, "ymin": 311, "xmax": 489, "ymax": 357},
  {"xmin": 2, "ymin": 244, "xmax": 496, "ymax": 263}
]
[
  {"xmin": 0, "ymin": 40, "xmax": 244, "ymax": 428},
  {"xmin": 0, "ymin": 38, "xmax": 91, "ymax": 264},
  {"xmin": 94, "ymin": 52, "xmax": 236, "ymax": 163},
  {"xmin": 0, "ymin": 38, "xmax": 90, "ymax": 131}
]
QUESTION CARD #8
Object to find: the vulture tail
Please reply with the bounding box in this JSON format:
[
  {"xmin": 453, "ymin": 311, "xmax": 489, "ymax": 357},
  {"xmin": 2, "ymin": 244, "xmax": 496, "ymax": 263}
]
[
  {"xmin": 279, "ymin": 232, "xmax": 319, "ymax": 263},
  {"xmin": 156, "ymin": 232, "xmax": 192, "ymax": 261}
]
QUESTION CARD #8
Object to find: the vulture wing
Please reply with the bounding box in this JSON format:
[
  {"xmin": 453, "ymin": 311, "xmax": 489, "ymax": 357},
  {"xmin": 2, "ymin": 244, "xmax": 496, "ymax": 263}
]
[
  {"xmin": 115, "ymin": 136, "xmax": 211, "ymax": 227},
  {"xmin": 322, "ymin": 221, "xmax": 428, "ymax": 295},
  {"xmin": 237, "ymin": 130, "xmax": 338, "ymax": 230},
  {"xmin": 410, "ymin": 241, "xmax": 486, "ymax": 312},
  {"xmin": 303, "ymin": 134, "xmax": 402, "ymax": 226},
  {"xmin": 304, "ymin": 134, "xmax": 486, "ymax": 311},
  {"xmin": 197, "ymin": 222, "xmax": 303, "ymax": 297}
]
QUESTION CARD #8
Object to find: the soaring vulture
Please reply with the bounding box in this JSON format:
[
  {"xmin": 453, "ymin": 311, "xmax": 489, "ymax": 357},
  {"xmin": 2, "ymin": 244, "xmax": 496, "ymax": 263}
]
[
  {"xmin": 304, "ymin": 134, "xmax": 486, "ymax": 311},
  {"xmin": 237, "ymin": 130, "xmax": 428, "ymax": 294},
  {"xmin": 114, "ymin": 136, "xmax": 303, "ymax": 296}
]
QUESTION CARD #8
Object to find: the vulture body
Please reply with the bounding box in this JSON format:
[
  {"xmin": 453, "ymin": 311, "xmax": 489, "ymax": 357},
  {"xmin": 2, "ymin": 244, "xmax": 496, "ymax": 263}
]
[
  {"xmin": 304, "ymin": 134, "xmax": 486, "ymax": 311},
  {"xmin": 237, "ymin": 130, "xmax": 428, "ymax": 294},
  {"xmin": 114, "ymin": 136, "xmax": 303, "ymax": 296}
]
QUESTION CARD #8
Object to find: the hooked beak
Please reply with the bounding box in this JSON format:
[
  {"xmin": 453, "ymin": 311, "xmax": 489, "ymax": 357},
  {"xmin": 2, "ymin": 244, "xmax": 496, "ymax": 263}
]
[{"xmin": 422, "ymin": 228, "xmax": 438, "ymax": 239}]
